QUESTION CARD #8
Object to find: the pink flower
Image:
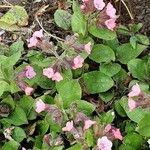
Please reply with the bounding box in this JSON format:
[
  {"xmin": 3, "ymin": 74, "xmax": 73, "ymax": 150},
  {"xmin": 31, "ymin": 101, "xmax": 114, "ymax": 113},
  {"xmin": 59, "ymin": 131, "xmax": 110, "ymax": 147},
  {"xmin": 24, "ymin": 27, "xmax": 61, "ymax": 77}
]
[
  {"xmin": 84, "ymin": 42, "xmax": 92, "ymax": 54},
  {"xmin": 27, "ymin": 29, "xmax": 43, "ymax": 48},
  {"xmin": 35, "ymin": 99, "xmax": 46, "ymax": 113},
  {"xmin": 72, "ymin": 55, "xmax": 84, "ymax": 69},
  {"xmin": 27, "ymin": 36, "xmax": 38, "ymax": 48},
  {"xmin": 128, "ymin": 97, "xmax": 137, "ymax": 111},
  {"xmin": 97, "ymin": 136, "xmax": 112, "ymax": 150},
  {"xmin": 62, "ymin": 121, "xmax": 74, "ymax": 132},
  {"xmin": 105, "ymin": 18, "xmax": 116, "ymax": 31},
  {"xmin": 24, "ymin": 87, "xmax": 34, "ymax": 96},
  {"xmin": 51, "ymin": 72, "xmax": 63, "ymax": 82},
  {"xmin": 25, "ymin": 66, "xmax": 36, "ymax": 79},
  {"xmin": 94, "ymin": 0, "xmax": 105, "ymax": 10},
  {"xmin": 43, "ymin": 67, "xmax": 54, "ymax": 79},
  {"xmin": 32, "ymin": 29, "xmax": 43, "ymax": 38},
  {"xmin": 83, "ymin": 119, "xmax": 96, "ymax": 130},
  {"xmin": 104, "ymin": 124, "xmax": 112, "ymax": 133},
  {"xmin": 112, "ymin": 129, "xmax": 123, "ymax": 141},
  {"xmin": 128, "ymin": 83, "xmax": 141, "ymax": 98},
  {"xmin": 106, "ymin": 3, "xmax": 117, "ymax": 18}
]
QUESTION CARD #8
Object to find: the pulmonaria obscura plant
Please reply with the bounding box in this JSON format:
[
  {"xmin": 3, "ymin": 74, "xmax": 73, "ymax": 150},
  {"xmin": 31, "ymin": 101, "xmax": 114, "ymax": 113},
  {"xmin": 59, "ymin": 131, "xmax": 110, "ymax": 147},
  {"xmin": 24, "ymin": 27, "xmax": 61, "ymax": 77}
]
[{"xmin": 0, "ymin": 0, "xmax": 149, "ymax": 150}]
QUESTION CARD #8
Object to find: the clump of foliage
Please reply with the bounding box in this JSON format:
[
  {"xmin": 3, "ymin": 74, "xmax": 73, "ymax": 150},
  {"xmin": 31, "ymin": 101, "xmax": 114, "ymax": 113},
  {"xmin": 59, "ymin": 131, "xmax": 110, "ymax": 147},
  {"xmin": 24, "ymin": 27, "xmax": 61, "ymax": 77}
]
[{"xmin": 0, "ymin": 0, "xmax": 149, "ymax": 150}]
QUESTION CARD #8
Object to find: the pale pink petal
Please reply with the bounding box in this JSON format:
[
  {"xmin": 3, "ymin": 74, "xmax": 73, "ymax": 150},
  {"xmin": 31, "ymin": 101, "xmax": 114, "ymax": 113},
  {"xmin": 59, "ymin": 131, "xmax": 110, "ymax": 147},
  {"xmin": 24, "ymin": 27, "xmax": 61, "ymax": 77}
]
[
  {"xmin": 43, "ymin": 67, "xmax": 54, "ymax": 79},
  {"xmin": 84, "ymin": 42, "xmax": 92, "ymax": 54},
  {"xmin": 80, "ymin": 4, "xmax": 86, "ymax": 10},
  {"xmin": 33, "ymin": 29, "xmax": 43, "ymax": 38},
  {"xmin": 83, "ymin": 119, "xmax": 96, "ymax": 130},
  {"xmin": 128, "ymin": 98, "xmax": 137, "ymax": 111},
  {"xmin": 72, "ymin": 55, "xmax": 84, "ymax": 69},
  {"xmin": 51, "ymin": 72, "xmax": 63, "ymax": 82},
  {"xmin": 35, "ymin": 99, "xmax": 46, "ymax": 113},
  {"xmin": 97, "ymin": 136, "xmax": 113, "ymax": 150},
  {"xmin": 112, "ymin": 129, "xmax": 123, "ymax": 141},
  {"xmin": 24, "ymin": 87, "xmax": 34, "ymax": 96},
  {"xmin": 104, "ymin": 124, "xmax": 112, "ymax": 133},
  {"xmin": 28, "ymin": 36, "xmax": 38, "ymax": 48},
  {"xmin": 25, "ymin": 66, "xmax": 36, "ymax": 79},
  {"xmin": 128, "ymin": 83, "xmax": 141, "ymax": 97},
  {"xmin": 105, "ymin": 18, "xmax": 116, "ymax": 31},
  {"xmin": 106, "ymin": 2, "xmax": 117, "ymax": 18},
  {"xmin": 62, "ymin": 121, "xmax": 74, "ymax": 132},
  {"xmin": 94, "ymin": 0, "xmax": 105, "ymax": 10}
]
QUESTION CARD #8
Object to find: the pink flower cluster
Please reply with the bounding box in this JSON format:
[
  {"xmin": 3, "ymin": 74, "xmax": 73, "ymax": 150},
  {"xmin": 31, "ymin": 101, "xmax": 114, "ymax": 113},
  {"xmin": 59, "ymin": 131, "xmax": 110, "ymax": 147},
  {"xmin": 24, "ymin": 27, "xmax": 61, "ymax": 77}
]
[
  {"xmin": 43, "ymin": 67, "xmax": 63, "ymax": 82},
  {"xmin": 81, "ymin": 0, "xmax": 118, "ymax": 31},
  {"xmin": 104, "ymin": 124, "xmax": 123, "ymax": 141},
  {"xmin": 25, "ymin": 66, "xmax": 36, "ymax": 79},
  {"xmin": 72, "ymin": 55, "xmax": 84, "ymax": 69},
  {"xmin": 97, "ymin": 136, "xmax": 112, "ymax": 150},
  {"xmin": 27, "ymin": 29, "xmax": 43, "ymax": 48},
  {"xmin": 128, "ymin": 83, "xmax": 141, "ymax": 111}
]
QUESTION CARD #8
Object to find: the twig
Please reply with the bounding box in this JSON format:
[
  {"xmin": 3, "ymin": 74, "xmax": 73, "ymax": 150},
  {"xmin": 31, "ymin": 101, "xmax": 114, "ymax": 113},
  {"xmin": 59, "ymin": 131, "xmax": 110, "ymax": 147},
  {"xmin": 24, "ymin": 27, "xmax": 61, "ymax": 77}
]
[
  {"xmin": 35, "ymin": 16, "xmax": 65, "ymax": 42},
  {"xmin": 120, "ymin": 0, "xmax": 134, "ymax": 20},
  {"xmin": 0, "ymin": 5, "xmax": 12, "ymax": 8}
]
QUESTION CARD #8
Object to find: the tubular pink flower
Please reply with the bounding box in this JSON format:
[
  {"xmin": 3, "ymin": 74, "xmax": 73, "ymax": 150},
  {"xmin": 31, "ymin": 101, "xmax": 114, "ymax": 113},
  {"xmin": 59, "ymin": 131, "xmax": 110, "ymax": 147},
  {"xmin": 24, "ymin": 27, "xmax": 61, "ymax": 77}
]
[
  {"xmin": 106, "ymin": 2, "xmax": 117, "ymax": 18},
  {"xmin": 25, "ymin": 66, "xmax": 36, "ymax": 79},
  {"xmin": 97, "ymin": 136, "xmax": 113, "ymax": 150},
  {"xmin": 83, "ymin": 119, "xmax": 96, "ymax": 130},
  {"xmin": 84, "ymin": 42, "xmax": 92, "ymax": 54},
  {"xmin": 94, "ymin": 0, "xmax": 105, "ymax": 10},
  {"xmin": 32, "ymin": 29, "xmax": 43, "ymax": 38},
  {"xmin": 35, "ymin": 99, "xmax": 46, "ymax": 113},
  {"xmin": 24, "ymin": 87, "xmax": 34, "ymax": 96},
  {"xmin": 51, "ymin": 72, "xmax": 63, "ymax": 82},
  {"xmin": 72, "ymin": 55, "xmax": 84, "ymax": 69},
  {"xmin": 128, "ymin": 97, "xmax": 137, "ymax": 111},
  {"xmin": 105, "ymin": 18, "xmax": 116, "ymax": 31},
  {"xmin": 104, "ymin": 124, "xmax": 112, "ymax": 133},
  {"xmin": 62, "ymin": 121, "xmax": 74, "ymax": 132},
  {"xmin": 43, "ymin": 67, "xmax": 54, "ymax": 79},
  {"xmin": 128, "ymin": 83, "xmax": 141, "ymax": 98},
  {"xmin": 112, "ymin": 129, "xmax": 123, "ymax": 141},
  {"xmin": 27, "ymin": 36, "xmax": 38, "ymax": 48}
]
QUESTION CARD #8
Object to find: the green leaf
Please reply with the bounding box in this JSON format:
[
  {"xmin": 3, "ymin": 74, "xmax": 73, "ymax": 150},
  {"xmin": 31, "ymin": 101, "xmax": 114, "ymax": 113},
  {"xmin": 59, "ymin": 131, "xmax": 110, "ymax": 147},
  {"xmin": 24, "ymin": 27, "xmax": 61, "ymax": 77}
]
[
  {"xmin": 99, "ymin": 90, "xmax": 114, "ymax": 102},
  {"xmin": 89, "ymin": 44, "xmax": 115, "ymax": 63},
  {"xmin": 12, "ymin": 127, "xmax": 26, "ymax": 142},
  {"xmin": 89, "ymin": 25, "xmax": 117, "ymax": 40},
  {"xmin": 123, "ymin": 132, "xmax": 143, "ymax": 149},
  {"xmin": 100, "ymin": 110, "xmax": 115, "ymax": 124},
  {"xmin": 0, "ymin": 80, "xmax": 10, "ymax": 96},
  {"xmin": 2, "ymin": 140, "xmax": 19, "ymax": 150},
  {"xmin": 137, "ymin": 113, "xmax": 150, "ymax": 137},
  {"xmin": 37, "ymin": 120, "xmax": 49, "ymax": 136},
  {"xmin": 67, "ymin": 143, "xmax": 82, "ymax": 150},
  {"xmin": 100, "ymin": 62, "xmax": 121, "ymax": 77},
  {"xmin": 9, "ymin": 106, "xmax": 28, "ymax": 126},
  {"xmin": 84, "ymin": 130, "xmax": 94, "ymax": 147},
  {"xmin": 56, "ymin": 78, "xmax": 81, "ymax": 108},
  {"xmin": 71, "ymin": 1, "xmax": 86, "ymax": 36},
  {"xmin": 130, "ymin": 36, "xmax": 137, "ymax": 49},
  {"xmin": 136, "ymin": 34, "xmax": 149, "ymax": 45},
  {"xmin": 0, "ymin": 5, "xmax": 28, "ymax": 31},
  {"xmin": 72, "ymin": 100, "xmax": 95, "ymax": 115},
  {"xmin": 19, "ymin": 96, "xmax": 35, "ymax": 118},
  {"xmin": 127, "ymin": 58, "xmax": 148, "ymax": 80},
  {"xmin": 9, "ymin": 39, "xmax": 24, "ymax": 55},
  {"xmin": 54, "ymin": 9, "xmax": 71, "ymax": 30},
  {"xmin": 116, "ymin": 43, "xmax": 147, "ymax": 64},
  {"xmin": 83, "ymin": 71, "xmax": 114, "ymax": 94},
  {"xmin": 117, "ymin": 25, "xmax": 130, "ymax": 35},
  {"xmin": 1, "ymin": 95, "xmax": 15, "ymax": 110}
]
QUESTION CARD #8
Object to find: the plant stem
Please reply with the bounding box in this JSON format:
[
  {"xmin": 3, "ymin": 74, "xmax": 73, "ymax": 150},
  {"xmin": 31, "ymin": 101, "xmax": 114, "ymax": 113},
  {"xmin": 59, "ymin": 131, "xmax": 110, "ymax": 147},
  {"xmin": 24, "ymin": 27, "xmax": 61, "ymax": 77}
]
[{"xmin": 120, "ymin": 0, "xmax": 134, "ymax": 20}]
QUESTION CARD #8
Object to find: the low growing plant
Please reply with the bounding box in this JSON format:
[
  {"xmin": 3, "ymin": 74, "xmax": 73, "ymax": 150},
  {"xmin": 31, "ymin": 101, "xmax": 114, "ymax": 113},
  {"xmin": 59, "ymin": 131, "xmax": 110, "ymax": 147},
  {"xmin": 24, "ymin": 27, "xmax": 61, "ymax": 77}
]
[{"xmin": 0, "ymin": 0, "xmax": 149, "ymax": 150}]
